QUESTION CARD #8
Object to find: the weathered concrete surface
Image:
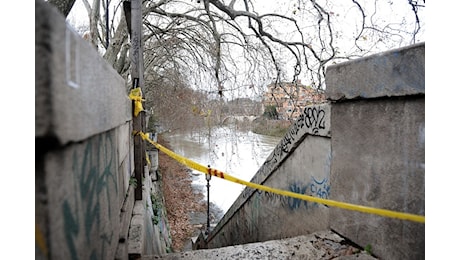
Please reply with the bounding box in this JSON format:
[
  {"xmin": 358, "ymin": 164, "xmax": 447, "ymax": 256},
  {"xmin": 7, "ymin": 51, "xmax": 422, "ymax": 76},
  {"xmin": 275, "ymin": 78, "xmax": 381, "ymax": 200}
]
[
  {"xmin": 118, "ymin": 122, "xmax": 135, "ymax": 210},
  {"xmin": 326, "ymin": 42, "xmax": 424, "ymax": 100},
  {"xmin": 326, "ymin": 42, "xmax": 425, "ymax": 260},
  {"xmin": 35, "ymin": 0, "xmax": 131, "ymax": 145},
  {"xmin": 127, "ymin": 156, "xmax": 173, "ymax": 258},
  {"xmin": 207, "ymin": 104, "xmax": 331, "ymax": 248},
  {"xmin": 329, "ymin": 98, "xmax": 425, "ymax": 260},
  {"xmin": 117, "ymin": 186, "xmax": 136, "ymax": 260},
  {"xmin": 35, "ymin": 1, "xmax": 136, "ymax": 259},
  {"xmin": 146, "ymin": 230, "xmax": 377, "ymax": 260},
  {"xmin": 40, "ymin": 130, "xmax": 121, "ymax": 260}
]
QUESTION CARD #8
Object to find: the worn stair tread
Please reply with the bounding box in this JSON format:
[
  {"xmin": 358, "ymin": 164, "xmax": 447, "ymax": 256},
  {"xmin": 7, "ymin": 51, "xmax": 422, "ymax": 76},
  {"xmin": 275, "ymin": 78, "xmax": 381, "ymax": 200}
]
[{"xmin": 141, "ymin": 230, "xmax": 377, "ymax": 260}]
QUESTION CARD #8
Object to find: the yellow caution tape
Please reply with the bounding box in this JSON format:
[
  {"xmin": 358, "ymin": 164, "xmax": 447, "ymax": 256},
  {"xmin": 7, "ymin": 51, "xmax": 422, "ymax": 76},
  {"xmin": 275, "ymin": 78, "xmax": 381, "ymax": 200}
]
[
  {"xmin": 35, "ymin": 223, "xmax": 48, "ymax": 257},
  {"xmin": 137, "ymin": 131, "xmax": 425, "ymax": 224},
  {"xmin": 129, "ymin": 88, "xmax": 145, "ymax": 117},
  {"xmin": 146, "ymin": 151, "xmax": 151, "ymax": 166}
]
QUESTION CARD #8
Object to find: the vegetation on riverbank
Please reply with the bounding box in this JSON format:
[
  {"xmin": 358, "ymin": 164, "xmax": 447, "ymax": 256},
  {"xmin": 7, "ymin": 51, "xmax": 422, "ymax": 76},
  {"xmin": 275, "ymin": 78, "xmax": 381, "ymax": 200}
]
[
  {"xmin": 158, "ymin": 134, "xmax": 224, "ymax": 252},
  {"xmin": 250, "ymin": 118, "xmax": 291, "ymax": 138},
  {"xmin": 157, "ymin": 135, "xmax": 207, "ymax": 251}
]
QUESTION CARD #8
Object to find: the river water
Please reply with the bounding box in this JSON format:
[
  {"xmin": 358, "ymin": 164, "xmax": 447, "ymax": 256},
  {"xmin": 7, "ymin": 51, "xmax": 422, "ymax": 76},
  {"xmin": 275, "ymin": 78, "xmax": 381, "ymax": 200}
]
[{"xmin": 162, "ymin": 126, "xmax": 281, "ymax": 213}]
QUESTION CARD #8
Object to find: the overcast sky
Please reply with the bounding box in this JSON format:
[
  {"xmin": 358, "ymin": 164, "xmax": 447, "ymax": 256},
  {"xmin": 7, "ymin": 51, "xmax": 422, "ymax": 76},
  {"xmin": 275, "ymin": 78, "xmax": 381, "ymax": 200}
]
[{"xmin": 65, "ymin": 0, "xmax": 425, "ymax": 100}]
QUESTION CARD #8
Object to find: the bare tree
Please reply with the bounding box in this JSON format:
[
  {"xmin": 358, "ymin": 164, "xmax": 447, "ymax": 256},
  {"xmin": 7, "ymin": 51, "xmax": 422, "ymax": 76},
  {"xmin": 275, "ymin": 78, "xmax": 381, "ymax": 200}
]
[{"xmin": 54, "ymin": 0, "xmax": 425, "ymax": 106}]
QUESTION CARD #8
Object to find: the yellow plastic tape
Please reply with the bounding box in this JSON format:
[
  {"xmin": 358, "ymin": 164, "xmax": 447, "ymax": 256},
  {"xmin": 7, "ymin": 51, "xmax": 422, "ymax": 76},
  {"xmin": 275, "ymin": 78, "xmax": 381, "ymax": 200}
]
[
  {"xmin": 129, "ymin": 88, "xmax": 145, "ymax": 117},
  {"xmin": 138, "ymin": 132, "xmax": 425, "ymax": 224},
  {"xmin": 35, "ymin": 223, "xmax": 48, "ymax": 257},
  {"xmin": 146, "ymin": 151, "xmax": 151, "ymax": 166}
]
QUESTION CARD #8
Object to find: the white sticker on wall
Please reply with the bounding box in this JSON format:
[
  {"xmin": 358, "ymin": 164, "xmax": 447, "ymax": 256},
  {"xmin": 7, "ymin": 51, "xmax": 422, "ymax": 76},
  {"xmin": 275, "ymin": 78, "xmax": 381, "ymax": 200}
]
[{"xmin": 66, "ymin": 25, "xmax": 80, "ymax": 88}]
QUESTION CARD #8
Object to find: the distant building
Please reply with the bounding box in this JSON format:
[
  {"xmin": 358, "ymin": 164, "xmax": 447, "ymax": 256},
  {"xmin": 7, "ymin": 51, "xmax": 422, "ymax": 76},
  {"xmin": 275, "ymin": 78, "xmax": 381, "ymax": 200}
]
[{"xmin": 263, "ymin": 80, "xmax": 326, "ymax": 120}]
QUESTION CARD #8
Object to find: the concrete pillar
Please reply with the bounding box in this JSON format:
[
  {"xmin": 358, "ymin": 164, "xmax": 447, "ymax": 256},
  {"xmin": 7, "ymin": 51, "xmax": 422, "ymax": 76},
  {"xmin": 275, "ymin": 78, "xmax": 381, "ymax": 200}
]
[{"xmin": 325, "ymin": 42, "xmax": 425, "ymax": 260}]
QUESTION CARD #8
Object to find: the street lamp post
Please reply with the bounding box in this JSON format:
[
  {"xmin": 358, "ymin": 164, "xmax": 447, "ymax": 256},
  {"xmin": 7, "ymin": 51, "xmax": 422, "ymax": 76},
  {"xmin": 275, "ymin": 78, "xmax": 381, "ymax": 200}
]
[{"xmin": 205, "ymin": 165, "xmax": 212, "ymax": 235}]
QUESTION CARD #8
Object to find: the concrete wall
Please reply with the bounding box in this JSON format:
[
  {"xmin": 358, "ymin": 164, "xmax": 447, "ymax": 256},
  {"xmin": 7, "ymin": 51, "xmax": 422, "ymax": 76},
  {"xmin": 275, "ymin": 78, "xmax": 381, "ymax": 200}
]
[
  {"xmin": 36, "ymin": 1, "xmax": 424, "ymax": 257},
  {"xmin": 326, "ymin": 42, "xmax": 425, "ymax": 260},
  {"xmin": 35, "ymin": 1, "xmax": 171, "ymax": 259},
  {"xmin": 206, "ymin": 103, "xmax": 332, "ymax": 248},
  {"xmin": 205, "ymin": 43, "xmax": 424, "ymax": 260}
]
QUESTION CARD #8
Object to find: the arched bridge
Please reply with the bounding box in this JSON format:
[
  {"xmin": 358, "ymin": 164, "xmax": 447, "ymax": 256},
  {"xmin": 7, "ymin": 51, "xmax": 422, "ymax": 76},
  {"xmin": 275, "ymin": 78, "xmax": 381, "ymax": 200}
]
[{"xmin": 221, "ymin": 115, "xmax": 257, "ymax": 124}]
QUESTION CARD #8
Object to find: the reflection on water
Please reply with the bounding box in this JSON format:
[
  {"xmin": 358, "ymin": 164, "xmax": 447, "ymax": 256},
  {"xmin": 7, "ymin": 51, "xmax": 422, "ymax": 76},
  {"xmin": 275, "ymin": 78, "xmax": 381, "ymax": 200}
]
[{"xmin": 162, "ymin": 125, "xmax": 281, "ymax": 213}]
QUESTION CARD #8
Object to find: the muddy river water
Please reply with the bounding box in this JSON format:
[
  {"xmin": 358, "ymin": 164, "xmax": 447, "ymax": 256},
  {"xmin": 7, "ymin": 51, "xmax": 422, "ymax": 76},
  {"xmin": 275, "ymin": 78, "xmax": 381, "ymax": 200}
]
[{"xmin": 162, "ymin": 126, "xmax": 281, "ymax": 213}]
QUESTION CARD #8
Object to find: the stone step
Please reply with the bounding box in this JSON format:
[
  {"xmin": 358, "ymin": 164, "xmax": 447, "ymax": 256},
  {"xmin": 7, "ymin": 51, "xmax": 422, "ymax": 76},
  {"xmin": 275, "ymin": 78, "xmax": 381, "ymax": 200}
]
[{"xmin": 141, "ymin": 230, "xmax": 377, "ymax": 260}]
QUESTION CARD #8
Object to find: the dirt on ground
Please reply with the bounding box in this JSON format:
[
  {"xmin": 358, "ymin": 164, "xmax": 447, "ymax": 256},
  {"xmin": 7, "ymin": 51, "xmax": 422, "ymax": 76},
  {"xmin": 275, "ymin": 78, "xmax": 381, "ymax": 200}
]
[{"xmin": 157, "ymin": 134, "xmax": 208, "ymax": 252}]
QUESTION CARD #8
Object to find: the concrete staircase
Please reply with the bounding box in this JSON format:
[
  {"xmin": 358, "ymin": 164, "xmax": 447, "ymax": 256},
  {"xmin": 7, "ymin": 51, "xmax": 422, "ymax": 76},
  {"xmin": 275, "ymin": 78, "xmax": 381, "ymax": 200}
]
[
  {"xmin": 141, "ymin": 230, "xmax": 377, "ymax": 260},
  {"xmin": 35, "ymin": 3, "xmax": 424, "ymax": 258}
]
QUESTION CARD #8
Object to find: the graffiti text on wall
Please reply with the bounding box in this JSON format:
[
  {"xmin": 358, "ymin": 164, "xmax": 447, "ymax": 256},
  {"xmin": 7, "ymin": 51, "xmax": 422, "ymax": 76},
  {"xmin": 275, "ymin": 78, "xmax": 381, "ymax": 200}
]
[
  {"xmin": 62, "ymin": 133, "xmax": 118, "ymax": 260},
  {"xmin": 287, "ymin": 177, "xmax": 330, "ymax": 210},
  {"xmin": 242, "ymin": 105, "xmax": 329, "ymax": 201},
  {"xmin": 298, "ymin": 106, "xmax": 326, "ymax": 134}
]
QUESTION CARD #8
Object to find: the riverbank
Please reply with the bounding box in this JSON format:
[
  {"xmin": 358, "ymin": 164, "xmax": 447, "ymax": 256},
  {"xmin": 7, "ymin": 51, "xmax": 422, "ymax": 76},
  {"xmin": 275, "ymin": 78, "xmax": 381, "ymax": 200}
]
[
  {"xmin": 156, "ymin": 124, "xmax": 285, "ymax": 251},
  {"xmin": 158, "ymin": 134, "xmax": 223, "ymax": 252},
  {"xmin": 250, "ymin": 118, "xmax": 291, "ymax": 137}
]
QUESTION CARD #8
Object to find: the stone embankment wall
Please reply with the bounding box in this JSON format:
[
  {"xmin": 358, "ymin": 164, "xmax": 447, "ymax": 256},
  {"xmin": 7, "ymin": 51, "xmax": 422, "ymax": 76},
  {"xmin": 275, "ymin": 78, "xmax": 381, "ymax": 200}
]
[
  {"xmin": 35, "ymin": 1, "xmax": 171, "ymax": 259},
  {"xmin": 206, "ymin": 103, "xmax": 332, "ymax": 247},
  {"xmin": 206, "ymin": 42, "xmax": 425, "ymax": 260}
]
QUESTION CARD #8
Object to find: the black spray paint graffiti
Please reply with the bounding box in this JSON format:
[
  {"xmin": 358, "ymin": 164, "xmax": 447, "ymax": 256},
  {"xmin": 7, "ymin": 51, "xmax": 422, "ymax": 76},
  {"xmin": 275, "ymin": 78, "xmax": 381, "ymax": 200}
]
[
  {"xmin": 62, "ymin": 133, "xmax": 118, "ymax": 260},
  {"xmin": 241, "ymin": 105, "xmax": 328, "ymax": 201},
  {"xmin": 257, "ymin": 189, "xmax": 288, "ymax": 208},
  {"xmin": 296, "ymin": 106, "xmax": 326, "ymax": 135},
  {"xmin": 266, "ymin": 105, "xmax": 327, "ymax": 165},
  {"xmin": 287, "ymin": 176, "xmax": 330, "ymax": 211}
]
